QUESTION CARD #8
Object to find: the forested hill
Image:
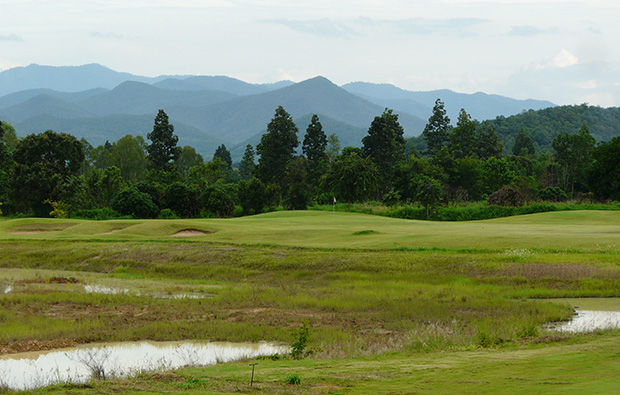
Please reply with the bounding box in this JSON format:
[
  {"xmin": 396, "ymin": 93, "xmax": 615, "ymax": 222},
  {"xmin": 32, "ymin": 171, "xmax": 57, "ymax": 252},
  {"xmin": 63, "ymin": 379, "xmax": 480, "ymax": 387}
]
[{"xmin": 486, "ymin": 104, "xmax": 620, "ymax": 154}]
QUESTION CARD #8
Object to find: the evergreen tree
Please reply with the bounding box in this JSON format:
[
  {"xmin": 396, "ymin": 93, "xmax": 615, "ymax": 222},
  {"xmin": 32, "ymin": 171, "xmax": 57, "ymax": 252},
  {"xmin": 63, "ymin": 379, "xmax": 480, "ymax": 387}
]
[
  {"xmin": 512, "ymin": 129, "xmax": 536, "ymax": 156},
  {"xmin": 146, "ymin": 109, "xmax": 179, "ymax": 172},
  {"xmin": 476, "ymin": 121, "xmax": 504, "ymax": 159},
  {"xmin": 303, "ymin": 115, "xmax": 328, "ymax": 164},
  {"xmin": 423, "ymin": 99, "xmax": 451, "ymax": 156},
  {"xmin": 213, "ymin": 144, "xmax": 232, "ymax": 169},
  {"xmin": 256, "ymin": 106, "xmax": 299, "ymax": 196},
  {"xmin": 302, "ymin": 114, "xmax": 328, "ymax": 192},
  {"xmin": 238, "ymin": 144, "xmax": 256, "ymax": 181},
  {"xmin": 450, "ymin": 109, "xmax": 477, "ymax": 159},
  {"xmin": 361, "ymin": 108, "xmax": 405, "ymax": 194}
]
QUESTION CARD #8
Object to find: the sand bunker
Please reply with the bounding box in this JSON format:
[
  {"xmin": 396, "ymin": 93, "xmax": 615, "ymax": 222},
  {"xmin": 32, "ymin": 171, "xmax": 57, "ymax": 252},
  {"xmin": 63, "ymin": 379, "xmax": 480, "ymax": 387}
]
[{"xmin": 171, "ymin": 229, "xmax": 210, "ymax": 237}]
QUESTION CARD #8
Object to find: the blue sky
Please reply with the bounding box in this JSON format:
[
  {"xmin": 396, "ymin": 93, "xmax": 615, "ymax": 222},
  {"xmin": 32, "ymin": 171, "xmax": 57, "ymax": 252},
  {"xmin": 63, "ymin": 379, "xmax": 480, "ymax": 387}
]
[{"xmin": 0, "ymin": 0, "xmax": 618, "ymax": 106}]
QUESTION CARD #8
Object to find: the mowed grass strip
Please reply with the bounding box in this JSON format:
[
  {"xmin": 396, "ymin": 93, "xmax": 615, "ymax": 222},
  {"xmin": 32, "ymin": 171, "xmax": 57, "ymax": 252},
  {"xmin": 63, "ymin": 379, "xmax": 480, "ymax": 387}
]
[{"xmin": 2, "ymin": 210, "xmax": 620, "ymax": 250}]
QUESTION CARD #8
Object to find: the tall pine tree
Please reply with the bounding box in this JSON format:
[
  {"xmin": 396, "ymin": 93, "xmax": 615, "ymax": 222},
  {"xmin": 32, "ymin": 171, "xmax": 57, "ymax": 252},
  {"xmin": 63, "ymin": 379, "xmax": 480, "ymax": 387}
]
[
  {"xmin": 256, "ymin": 106, "xmax": 299, "ymax": 196},
  {"xmin": 239, "ymin": 144, "xmax": 256, "ymax": 181},
  {"xmin": 423, "ymin": 99, "xmax": 451, "ymax": 156},
  {"xmin": 362, "ymin": 108, "xmax": 405, "ymax": 194},
  {"xmin": 302, "ymin": 114, "xmax": 328, "ymax": 191},
  {"xmin": 146, "ymin": 109, "xmax": 179, "ymax": 172}
]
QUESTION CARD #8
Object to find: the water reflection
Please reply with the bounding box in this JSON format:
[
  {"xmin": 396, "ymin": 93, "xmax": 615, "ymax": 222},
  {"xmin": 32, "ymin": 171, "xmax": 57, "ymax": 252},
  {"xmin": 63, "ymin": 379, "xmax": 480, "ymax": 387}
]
[
  {"xmin": 545, "ymin": 298, "xmax": 620, "ymax": 333},
  {"xmin": 549, "ymin": 310, "xmax": 620, "ymax": 333},
  {"xmin": 83, "ymin": 284, "xmax": 209, "ymax": 299},
  {"xmin": 0, "ymin": 341, "xmax": 286, "ymax": 391}
]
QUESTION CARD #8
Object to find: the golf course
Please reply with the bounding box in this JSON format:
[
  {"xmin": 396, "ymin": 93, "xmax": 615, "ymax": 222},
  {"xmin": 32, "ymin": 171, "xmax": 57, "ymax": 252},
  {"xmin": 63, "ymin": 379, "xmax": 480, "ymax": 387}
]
[{"xmin": 1, "ymin": 210, "xmax": 620, "ymax": 394}]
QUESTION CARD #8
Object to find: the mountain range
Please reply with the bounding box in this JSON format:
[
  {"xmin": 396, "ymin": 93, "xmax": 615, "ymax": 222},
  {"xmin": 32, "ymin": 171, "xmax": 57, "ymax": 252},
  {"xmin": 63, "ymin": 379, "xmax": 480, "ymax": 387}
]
[{"xmin": 0, "ymin": 64, "xmax": 556, "ymax": 160}]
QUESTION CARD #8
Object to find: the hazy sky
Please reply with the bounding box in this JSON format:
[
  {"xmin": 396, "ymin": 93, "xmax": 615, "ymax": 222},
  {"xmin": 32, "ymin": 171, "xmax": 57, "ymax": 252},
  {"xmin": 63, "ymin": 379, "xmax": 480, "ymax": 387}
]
[{"xmin": 1, "ymin": 0, "xmax": 618, "ymax": 106}]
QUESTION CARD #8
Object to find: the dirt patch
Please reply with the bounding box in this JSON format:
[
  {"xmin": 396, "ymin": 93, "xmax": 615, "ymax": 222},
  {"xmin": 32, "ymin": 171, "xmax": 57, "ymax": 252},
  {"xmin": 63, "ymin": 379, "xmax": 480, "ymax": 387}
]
[
  {"xmin": 96, "ymin": 229, "xmax": 123, "ymax": 235},
  {"xmin": 10, "ymin": 230, "xmax": 61, "ymax": 235},
  {"xmin": 15, "ymin": 276, "xmax": 81, "ymax": 285},
  {"xmin": 171, "ymin": 229, "xmax": 210, "ymax": 237},
  {"xmin": 0, "ymin": 338, "xmax": 78, "ymax": 355}
]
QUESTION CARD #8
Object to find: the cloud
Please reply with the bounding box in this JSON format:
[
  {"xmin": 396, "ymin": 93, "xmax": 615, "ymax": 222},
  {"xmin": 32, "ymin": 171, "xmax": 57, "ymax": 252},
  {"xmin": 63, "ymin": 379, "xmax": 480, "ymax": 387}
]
[
  {"xmin": 0, "ymin": 34, "xmax": 23, "ymax": 42},
  {"xmin": 90, "ymin": 32, "xmax": 125, "ymax": 39},
  {"xmin": 356, "ymin": 17, "xmax": 488, "ymax": 36},
  {"xmin": 262, "ymin": 18, "xmax": 357, "ymax": 38},
  {"xmin": 508, "ymin": 25, "xmax": 558, "ymax": 37},
  {"xmin": 551, "ymin": 49, "xmax": 579, "ymax": 68},
  {"xmin": 501, "ymin": 59, "xmax": 620, "ymax": 106}
]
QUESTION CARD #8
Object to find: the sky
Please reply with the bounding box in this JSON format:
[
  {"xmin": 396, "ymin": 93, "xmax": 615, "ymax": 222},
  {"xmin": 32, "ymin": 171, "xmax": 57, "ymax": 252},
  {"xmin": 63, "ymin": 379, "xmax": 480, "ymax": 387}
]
[{"xmin": 0, "ymin": 0, "xmax": 618, "ymax": 106}]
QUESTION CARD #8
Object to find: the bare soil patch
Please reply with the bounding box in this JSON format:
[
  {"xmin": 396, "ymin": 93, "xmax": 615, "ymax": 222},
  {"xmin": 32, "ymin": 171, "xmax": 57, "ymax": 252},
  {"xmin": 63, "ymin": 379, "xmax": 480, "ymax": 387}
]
[{"xmin": 10, "ymin": 230, "xmax": 61, "ymax": 235}]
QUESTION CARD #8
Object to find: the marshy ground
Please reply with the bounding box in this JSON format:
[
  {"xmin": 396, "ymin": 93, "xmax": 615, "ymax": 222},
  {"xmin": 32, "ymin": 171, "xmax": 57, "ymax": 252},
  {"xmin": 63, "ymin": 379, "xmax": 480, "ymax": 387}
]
[{"xmin": 1, "ymin": 210, "xmax": 620, "ymax": 393}]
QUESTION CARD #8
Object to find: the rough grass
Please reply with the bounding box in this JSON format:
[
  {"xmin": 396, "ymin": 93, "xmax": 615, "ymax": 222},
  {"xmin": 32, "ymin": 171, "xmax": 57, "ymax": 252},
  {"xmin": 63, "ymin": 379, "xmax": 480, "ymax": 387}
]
[{"xmin": 2, "ymin": 210, "xmax": 620, "ymax": 392}]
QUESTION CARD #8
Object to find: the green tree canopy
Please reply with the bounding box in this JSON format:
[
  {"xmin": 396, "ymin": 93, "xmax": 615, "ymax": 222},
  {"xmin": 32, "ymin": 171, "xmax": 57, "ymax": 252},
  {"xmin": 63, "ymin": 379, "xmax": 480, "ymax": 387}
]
[
  {"xmin": 590, "ymin": 136, "xmax": 620, "ymax": 200},
  {"xmin": 147, "ymin": 109, "xmax": 179, "ymax": 172},
  {"xmin": 238, "ymin": 144, "xmax": 256, "ymax": 181},
  {"xmin": 362, "ymin": 108, "xmax": 405, "ymax": 194},
  {"xmin": 213, "ymin": 144, "xmax": 232, "ymax": 169},
  {"xmin": 176, "ymin": 146, "xmax": 204, "ymax": 177},
  {"xmin": 422, "ymin": 99, "xmax": 451, "ymax": 156},
  {"xmin": 450, "ymin": 109, "xmax": 477, "ymax": 159},
  {"xmin": 12, "ymin": 130, "xmax": 84, "ymax": 216},
  {"xmin": 476, "ymin": 121, "xmax": 504, "ymax": 159},
  {"xmin": 327, "ymin": 150, "xmax": 379, "ymax": 209},
  {"xmin": 552, "ymin": 122, "xmax": 595, "ymax": 196},
  {"xmin": 256, "ymin": 106, "xmax": 299, "ymax": 194},
  {"xmin": 512, "ymin": 129, "xmax": 536, "ymax": 156}
]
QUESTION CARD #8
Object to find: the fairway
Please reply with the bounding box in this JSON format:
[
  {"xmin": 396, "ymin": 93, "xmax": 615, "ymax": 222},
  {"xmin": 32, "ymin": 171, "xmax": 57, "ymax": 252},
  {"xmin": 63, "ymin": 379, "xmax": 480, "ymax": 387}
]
[
  {"xmin": 1, "ymin": 210, "xmax": 620, "ymax": 393},
  {"xmin": 2, "ymin": 210, "xmax": 620, "ymax": 250}
]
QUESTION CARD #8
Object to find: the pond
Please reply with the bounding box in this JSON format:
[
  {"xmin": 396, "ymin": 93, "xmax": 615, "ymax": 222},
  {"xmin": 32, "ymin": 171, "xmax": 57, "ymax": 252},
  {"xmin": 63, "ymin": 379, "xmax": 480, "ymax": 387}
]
[
  {"xmin": 0, "ymin": 341, "xmax": 287, "ymax": 391},
  {"xmin": 544, "ymin": 298, "xmax": 620, "ymax": 333}
]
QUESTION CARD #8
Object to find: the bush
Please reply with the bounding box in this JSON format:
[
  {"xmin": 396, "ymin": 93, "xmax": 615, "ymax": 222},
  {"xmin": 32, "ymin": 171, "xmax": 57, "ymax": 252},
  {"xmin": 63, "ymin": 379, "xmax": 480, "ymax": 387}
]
[
  {"xmin": 161, "ymin": 182, "xmax": 201, "ymax": 218},
  {"xmin": 290, "ymin": 321, "xmax": 311, "ymax": 360},
  {"xmin": 111, "ymin": 187, "xmax": 159, "ymax": 219},
  {"xmin": 201, "ymin": 182, "xmax": 236, "ymax": 218},
  {"xmin": 538, "ymin": 186, "xmax": 568, "ymax": 202},
  {"xmin": 285, "ymin": 374, "xmax": 301, "ymax": 385},
  {"xmin": 73, "ymin": 208, "xmax": 123, "ymax": 220},
  {"xmin": 487, "ymin": 185, "xmax": 525, "ymax": 207},
  {"xmin": 157, "ymin": 208, "xmax": 179, "ymax": 219}
]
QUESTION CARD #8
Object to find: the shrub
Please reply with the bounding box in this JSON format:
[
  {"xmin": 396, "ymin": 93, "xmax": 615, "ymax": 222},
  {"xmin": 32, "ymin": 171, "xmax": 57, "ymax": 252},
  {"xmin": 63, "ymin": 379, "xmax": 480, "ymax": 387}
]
[
  {"xmin": 73, "ymin": 208, "xmax": 123, "ymax": 220},
  {"xmin": 285, "ymin": 374, "xmax": 301, "ymax": 385},
  {"xmin": 157, "ymin": 208, "xmax": 179, "ymax": 219},
  {"xmin": 538, "ymin": 186, "xmax": 568, "ymax": 202},
  {"xmin": 161, "ymin": 182, "xmax": 201, "ymax": 218},
  {"xmin": 487, "ymin": 185, "xmax": 525, "ymax": 207},
  {"xmin": 111, "ymin": 187, "xmax": 159, "ymax": 218},
  {"xmin": 290, "ymin": 321, "xmax": 311, "ymax": 360}
]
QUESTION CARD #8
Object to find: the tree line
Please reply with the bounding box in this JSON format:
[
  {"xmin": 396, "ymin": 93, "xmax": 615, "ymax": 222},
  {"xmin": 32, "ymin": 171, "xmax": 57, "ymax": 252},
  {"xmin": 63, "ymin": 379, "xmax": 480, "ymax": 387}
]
[{"xmin": 0, "ymin": 100, "xmax": 619, "ymax": 219}]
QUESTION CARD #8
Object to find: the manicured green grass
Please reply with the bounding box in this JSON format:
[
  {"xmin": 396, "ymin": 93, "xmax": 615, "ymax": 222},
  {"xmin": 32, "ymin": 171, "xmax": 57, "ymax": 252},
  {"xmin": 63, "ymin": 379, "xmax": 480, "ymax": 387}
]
[{"xmin": 3, "ymin": 210, "xmax": 620, "ymax": 250}]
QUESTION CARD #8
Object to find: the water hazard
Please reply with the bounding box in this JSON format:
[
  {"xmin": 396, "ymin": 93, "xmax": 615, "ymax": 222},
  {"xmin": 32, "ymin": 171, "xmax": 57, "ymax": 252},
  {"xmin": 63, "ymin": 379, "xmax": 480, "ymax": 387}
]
[
  {"xmin": 544, "ymin": 298, "xmax": 620, "ymax": 333},
  {"xmin": 0, "ymin": 341, "xmax": 287, "ymax": 391}
]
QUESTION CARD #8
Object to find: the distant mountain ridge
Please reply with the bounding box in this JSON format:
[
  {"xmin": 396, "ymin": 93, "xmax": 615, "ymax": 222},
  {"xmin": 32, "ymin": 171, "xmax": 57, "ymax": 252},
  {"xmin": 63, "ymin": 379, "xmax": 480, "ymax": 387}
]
[
  {"xmin": 0, "ymin": 63, "xmax": 561, "ymax": 160},
  {"xmin": 342, "ymin": 82, "xmax": 556, "ymax": 124}
]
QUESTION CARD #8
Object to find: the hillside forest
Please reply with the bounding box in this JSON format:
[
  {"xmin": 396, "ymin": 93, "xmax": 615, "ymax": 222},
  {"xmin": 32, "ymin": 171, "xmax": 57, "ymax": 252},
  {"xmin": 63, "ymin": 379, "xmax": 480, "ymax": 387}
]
[{"xmin": 1, "ymin": 99, "xmax": 619, "ymax": 220}]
